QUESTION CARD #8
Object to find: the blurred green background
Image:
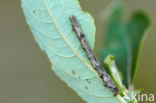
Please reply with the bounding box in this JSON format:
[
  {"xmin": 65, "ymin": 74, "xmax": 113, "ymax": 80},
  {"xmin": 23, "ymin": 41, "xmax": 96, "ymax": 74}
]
[{"xmin": 0, "ymin": 0, "xmax": 155, "ymax": 103}]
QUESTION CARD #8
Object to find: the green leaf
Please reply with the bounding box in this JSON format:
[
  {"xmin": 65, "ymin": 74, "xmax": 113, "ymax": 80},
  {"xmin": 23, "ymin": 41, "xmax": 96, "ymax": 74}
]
[
  {"xmin": 125, "ymin": 12, "xmax": 150, "ymax": 84},
  {"xmin": 21, "ymin": 0, "xmax": 125, "ymax": 103},
  {"xmin": 104, "ymin": 55, "xmax": 125, "ymax": 96},
  {"xmin": 99, "ymin": 3, "xmax": 150, "ymax": 87}
]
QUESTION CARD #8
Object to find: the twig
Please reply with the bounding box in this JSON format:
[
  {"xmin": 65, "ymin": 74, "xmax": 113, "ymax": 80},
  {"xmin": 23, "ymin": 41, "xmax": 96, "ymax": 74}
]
[{"xmin": 69, "ymin": 16, "xmax": 119, "ymax": 96}]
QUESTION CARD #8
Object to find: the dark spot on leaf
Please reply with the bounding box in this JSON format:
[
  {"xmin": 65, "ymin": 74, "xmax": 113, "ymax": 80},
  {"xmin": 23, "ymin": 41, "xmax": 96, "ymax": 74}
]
[
  {"xmin": 86, "ymin": 79, "xmax": 91, "ymax": 84},
  {"xmin": 84, "ymin": 86, "xmax": 88, "ymax": 90},
  {"xmin": 72, "ymin": 70, "xmax": 76, "ymax": 75},
  {"xmin": 79, "ymin": 76, "xmax": 81, "ymax": 79},
  {"xmin": 33, "ymin": 10, "xmax": 36, "ymax": 14}
]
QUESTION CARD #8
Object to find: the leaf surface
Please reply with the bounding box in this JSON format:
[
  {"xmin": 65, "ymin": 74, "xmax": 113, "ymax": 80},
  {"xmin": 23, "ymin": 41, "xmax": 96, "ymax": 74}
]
[
  {"xmin": 21, "ymin": 0, "xmax": 124, "ymax": 102},
  {"xmin": 125, "ymin": 12, "xmax": 150, "ymax": 84}
]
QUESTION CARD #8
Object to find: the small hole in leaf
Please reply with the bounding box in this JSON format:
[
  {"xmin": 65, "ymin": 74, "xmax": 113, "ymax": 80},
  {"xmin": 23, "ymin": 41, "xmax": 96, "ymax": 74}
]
[
  {"xmin": 72, "ymin": 70, "xmax": 76, "ymax": 75},
  {"xmin": 84, "ymin": 86, "xmax": 88, "ymax": 90}
]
